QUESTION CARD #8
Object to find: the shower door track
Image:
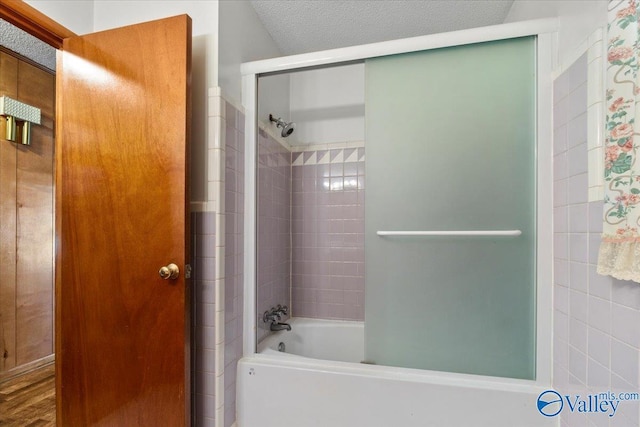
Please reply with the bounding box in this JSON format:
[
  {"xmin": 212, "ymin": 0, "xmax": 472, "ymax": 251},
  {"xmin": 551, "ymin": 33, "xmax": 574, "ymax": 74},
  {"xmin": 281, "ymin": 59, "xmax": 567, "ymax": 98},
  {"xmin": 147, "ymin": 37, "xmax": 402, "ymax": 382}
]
[{"xmin": 376, "ymin": 230, "xmax": 522, "ymax": 237}]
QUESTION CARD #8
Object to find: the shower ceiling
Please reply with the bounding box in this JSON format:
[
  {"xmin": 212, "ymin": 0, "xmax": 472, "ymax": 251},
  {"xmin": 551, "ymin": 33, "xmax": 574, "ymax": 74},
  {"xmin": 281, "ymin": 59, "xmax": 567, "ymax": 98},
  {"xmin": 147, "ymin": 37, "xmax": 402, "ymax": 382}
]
[{"xmin": 250, "ymin": 0, "xmax": 515, "ymax": 55}]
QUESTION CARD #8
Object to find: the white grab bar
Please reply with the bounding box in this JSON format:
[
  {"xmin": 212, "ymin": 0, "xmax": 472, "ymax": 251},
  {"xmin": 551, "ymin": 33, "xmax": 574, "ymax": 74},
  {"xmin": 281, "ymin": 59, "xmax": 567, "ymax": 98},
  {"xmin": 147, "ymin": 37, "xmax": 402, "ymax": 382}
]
[{"xmin": 376, "ymin": 230, "xmax": 522, "ymax": 237}]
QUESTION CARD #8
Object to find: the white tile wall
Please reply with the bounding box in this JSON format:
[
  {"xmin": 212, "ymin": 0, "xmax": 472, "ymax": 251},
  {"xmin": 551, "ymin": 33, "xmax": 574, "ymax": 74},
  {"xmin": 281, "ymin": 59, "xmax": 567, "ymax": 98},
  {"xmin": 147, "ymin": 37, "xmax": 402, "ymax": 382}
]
[
  {"xmin": 587, "ymin": 29, "xmax": 605, "ymax": 202},
  {"xmin": 193, "ymin": 211, "xmax": 217, "ymax": 426},
  {"xmin": 553, "ymin": 47, "xmax": 640, "ymax": 427},
  {"xmin": 223, "ymin": 99, "xmax": 245, "ymax": 427}
]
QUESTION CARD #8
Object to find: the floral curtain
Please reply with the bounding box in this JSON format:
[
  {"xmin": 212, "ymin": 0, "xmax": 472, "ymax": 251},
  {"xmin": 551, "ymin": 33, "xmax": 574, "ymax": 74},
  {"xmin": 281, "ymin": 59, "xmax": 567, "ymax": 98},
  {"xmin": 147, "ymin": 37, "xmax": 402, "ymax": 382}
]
[{"xmin": 598, "ymin": 0, "xmax": 640, "ymax": 281}]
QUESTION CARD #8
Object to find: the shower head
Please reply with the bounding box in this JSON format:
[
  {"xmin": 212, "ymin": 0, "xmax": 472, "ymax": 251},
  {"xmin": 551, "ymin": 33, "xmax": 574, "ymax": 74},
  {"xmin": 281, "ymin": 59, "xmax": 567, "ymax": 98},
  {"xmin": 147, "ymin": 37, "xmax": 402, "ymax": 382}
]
[{"xmin": 269, "ymin": 114, "xmax": 295, "ymax": 138}]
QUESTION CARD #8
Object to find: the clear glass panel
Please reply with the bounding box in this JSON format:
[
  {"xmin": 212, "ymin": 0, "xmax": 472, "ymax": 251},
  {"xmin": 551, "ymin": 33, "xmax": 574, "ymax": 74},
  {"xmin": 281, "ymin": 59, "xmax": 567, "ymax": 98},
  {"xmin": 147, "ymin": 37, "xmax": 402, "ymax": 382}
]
[{"xmin": 364, "ymin": 36, "xmax": 536, "ymax": 380}]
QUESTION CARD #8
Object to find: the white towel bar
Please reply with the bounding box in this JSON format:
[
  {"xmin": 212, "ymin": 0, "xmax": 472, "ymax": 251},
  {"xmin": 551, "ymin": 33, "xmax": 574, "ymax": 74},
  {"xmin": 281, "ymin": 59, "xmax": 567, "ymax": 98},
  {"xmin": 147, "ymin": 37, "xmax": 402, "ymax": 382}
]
[{"xmin": 376, "ymin": 230, "xmax": 522, "ymax": 237}]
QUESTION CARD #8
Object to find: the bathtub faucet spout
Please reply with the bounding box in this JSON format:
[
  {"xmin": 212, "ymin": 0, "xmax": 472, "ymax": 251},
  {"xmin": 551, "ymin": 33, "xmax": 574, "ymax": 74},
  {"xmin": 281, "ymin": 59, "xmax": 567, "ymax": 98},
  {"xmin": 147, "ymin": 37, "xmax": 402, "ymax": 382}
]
[
  {"xmin": 270, "ymin": 322, "xmax": 292, "ymax": 332},
  {"xmin": 264, "ymin": 305, "xmax": 292, "ymax": 332}
]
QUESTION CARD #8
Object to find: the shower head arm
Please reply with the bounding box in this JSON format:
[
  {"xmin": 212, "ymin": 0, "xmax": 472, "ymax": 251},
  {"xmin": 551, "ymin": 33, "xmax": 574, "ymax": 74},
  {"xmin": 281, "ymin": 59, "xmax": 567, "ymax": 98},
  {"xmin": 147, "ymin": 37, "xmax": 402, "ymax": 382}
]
[{"xmin": 268, "ymin": 114, "xmax": 282, "ymax": 126}]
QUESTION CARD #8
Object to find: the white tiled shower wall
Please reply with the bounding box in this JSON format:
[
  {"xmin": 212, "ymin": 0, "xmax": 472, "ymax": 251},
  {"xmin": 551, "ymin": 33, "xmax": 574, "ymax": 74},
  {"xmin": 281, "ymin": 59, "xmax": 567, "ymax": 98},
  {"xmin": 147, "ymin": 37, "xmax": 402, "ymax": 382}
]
[
  {"xmin": 290, "ymin": 147, "xmax": 365, "ymax": 320},
  {"xmin": 256, "ymin": 127, "xmax": 292, "ymax": 344},
  {"xmin": 192, "ymin": 210, "xmax": 216, "ymax": 425},
  {"xmin": 553, "ymin": 53, "xmax": 640, "ymax": 427},
  {"xmin": 223, "ymin": 100, "xmax": 245, "ymax": 427},
  {"xmin": 193, "ymin": 92, "xmax": 246, "ymax": 427}
]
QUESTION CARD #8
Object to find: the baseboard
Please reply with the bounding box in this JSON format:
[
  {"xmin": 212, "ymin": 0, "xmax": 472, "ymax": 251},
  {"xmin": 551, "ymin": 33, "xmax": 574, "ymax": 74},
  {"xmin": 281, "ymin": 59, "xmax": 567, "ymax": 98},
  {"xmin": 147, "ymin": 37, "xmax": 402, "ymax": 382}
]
[{"xmin": 0, "ymin": 354, "xmax": 55, "ymax": 383}]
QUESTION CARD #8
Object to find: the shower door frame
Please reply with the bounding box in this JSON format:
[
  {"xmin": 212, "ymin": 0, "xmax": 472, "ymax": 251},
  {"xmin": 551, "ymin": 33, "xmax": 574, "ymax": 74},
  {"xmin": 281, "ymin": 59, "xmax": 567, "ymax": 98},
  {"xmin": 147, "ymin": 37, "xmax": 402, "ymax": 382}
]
[{"xmin": 242, "ymin": 18, "xmax": 557, "ymax": 387}]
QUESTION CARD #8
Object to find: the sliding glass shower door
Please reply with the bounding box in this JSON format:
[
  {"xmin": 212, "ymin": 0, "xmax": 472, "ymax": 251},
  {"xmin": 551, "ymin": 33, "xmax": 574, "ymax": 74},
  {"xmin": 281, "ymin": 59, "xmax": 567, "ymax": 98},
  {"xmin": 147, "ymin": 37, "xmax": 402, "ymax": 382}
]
[{"xmin": 364, "ymin": 37, "xmax": 536, "ymax": 380}]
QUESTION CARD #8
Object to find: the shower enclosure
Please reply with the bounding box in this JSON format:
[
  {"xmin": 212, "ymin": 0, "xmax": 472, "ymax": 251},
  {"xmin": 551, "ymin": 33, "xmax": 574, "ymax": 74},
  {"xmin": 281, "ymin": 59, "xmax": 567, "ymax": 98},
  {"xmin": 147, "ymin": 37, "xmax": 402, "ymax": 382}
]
[
  {"xmin": 365, "ymin": 37, "xmax": 536, "ymax": 379},
  {"xmin": 240, "ymin": 19, "xmax": 554, "ymax": 427}
]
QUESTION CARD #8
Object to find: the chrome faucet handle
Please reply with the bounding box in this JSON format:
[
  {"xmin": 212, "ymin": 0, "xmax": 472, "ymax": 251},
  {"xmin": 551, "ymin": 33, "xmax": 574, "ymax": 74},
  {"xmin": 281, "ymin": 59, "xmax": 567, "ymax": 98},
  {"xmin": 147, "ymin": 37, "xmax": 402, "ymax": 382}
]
[
  {"xmin": 274, "ymin": 304, "xmax": 288, "ymax": 316},
  {"xmin": 262, "ymin": 310, "xmax": 280, "ymax": 323}
]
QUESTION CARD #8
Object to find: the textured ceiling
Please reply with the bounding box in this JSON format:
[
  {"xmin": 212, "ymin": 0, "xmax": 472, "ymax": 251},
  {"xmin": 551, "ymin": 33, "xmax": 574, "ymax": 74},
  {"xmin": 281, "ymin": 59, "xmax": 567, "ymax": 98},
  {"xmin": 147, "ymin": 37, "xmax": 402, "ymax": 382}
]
[
  {"xmin": 250, "ymin": 0, "xmax": 515, "ymax": 55},
  {"xmin": 0, "ymin": 18, "xmax": 56, "ymax": 71}
]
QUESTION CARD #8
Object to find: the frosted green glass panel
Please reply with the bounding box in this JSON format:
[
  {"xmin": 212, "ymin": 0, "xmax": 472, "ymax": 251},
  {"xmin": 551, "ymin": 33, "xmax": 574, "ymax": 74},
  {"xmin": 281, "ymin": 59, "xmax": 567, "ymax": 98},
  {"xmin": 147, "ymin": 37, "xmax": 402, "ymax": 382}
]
[{"xmin": 364, "ymin": 37, "xmax": 536, "ymax": 380}]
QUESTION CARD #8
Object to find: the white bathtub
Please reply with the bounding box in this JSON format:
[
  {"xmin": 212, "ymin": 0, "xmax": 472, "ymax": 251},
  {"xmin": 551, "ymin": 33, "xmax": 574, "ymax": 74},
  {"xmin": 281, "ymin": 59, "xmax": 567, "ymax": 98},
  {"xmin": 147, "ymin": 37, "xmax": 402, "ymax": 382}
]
[
  {"xmin": 257, "ymin": 317, "xmax": 364, "ymax": 362},
  {"xmin": 237, "ymin": 318, "xmax": 553, "ymax": 427}
]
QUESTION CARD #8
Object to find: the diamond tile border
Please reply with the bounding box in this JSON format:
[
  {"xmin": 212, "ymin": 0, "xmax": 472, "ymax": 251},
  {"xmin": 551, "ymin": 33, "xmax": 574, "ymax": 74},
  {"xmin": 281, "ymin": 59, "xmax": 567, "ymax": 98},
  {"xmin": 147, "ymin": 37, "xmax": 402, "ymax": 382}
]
[{"xmin": 293, "ymin": 146, "xmax": 365, "ymax": 166}]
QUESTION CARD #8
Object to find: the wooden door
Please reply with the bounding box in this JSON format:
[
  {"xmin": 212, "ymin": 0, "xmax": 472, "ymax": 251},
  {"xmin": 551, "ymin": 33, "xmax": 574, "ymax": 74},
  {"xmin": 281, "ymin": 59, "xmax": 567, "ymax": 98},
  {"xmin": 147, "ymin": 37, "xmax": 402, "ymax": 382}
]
[{"xmin": 56, "ymin": 15, "xmax": 191, "ymax": 426}]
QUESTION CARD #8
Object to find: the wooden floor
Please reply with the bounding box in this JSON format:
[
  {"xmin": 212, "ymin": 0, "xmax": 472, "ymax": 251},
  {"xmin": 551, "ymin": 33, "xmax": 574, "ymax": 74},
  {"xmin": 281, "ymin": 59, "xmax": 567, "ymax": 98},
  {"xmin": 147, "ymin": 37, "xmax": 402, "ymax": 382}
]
[{"xmin": 0, "ymin": 364, "xmax": 55, "ymax": 426}]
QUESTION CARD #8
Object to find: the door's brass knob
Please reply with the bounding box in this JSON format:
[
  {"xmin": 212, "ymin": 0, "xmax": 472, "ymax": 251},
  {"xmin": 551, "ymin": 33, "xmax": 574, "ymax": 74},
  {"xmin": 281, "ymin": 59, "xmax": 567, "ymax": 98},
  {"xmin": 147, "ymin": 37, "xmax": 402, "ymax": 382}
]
[{"xmin": 159, "ymin": 263, "xmax": 180, "ymax": 280}]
